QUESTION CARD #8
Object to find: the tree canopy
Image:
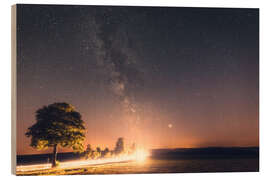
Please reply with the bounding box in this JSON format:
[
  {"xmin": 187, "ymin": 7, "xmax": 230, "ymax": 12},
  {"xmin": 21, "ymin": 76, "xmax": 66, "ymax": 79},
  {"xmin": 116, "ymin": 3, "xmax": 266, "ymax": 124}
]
[{"xmin": 25, "ymin": 102, "xmax": 86, "ymax": 166}]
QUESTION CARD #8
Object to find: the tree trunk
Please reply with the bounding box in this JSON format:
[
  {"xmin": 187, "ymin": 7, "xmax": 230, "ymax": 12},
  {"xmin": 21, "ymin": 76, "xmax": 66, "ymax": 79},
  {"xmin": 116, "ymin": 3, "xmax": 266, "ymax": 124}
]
[{"xmin": 51, "ymin": 144, "xmax": 58, "ymax": 168}]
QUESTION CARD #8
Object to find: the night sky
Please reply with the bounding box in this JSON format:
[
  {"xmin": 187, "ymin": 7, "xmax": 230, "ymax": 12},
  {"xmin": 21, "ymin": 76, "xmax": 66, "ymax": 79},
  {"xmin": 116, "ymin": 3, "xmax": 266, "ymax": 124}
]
[{"xmin": 17, "ymin": 4, "xmax": 259, "ymax": 155}]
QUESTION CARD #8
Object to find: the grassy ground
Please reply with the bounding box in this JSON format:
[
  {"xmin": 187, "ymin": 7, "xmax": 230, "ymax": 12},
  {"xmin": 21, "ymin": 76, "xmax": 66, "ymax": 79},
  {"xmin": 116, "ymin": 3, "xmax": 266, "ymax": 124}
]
[
  {"xmin": 16, "ymin": 161, "xmax": 144, "ymax": 175},
  {"xmin": 16, "ymin": 158, "xmax": 259, "ymax": 175}
]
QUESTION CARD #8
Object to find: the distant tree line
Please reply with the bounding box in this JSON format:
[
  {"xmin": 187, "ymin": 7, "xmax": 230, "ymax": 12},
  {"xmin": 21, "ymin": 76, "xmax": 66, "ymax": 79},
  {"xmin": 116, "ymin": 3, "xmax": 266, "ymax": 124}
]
[{"xmin": 84, "ymin": 137, "xmax": 136, "ymax": 160}]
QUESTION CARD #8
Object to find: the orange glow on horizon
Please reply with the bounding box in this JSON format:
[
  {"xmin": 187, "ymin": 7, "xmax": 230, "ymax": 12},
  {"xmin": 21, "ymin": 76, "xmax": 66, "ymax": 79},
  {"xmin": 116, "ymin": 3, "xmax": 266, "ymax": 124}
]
[{"xmin": 17, "ymin": 149, "xmax": 151, "ymax": 172}]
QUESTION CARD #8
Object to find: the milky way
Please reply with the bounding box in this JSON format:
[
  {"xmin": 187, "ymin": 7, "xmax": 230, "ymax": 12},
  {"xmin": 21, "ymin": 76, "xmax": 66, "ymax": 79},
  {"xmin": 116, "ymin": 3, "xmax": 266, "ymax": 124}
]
[{"xmin": 17, "ymin": 5, "xmax": 259, "ymax": 154}]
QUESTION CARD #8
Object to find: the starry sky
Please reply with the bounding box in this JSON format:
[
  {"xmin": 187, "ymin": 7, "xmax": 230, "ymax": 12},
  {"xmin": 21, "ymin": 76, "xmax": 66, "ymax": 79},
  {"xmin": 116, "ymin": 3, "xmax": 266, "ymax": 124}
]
[{"xmin": 17, "ymin": 4, "xmax": 259, "ymax": 155}]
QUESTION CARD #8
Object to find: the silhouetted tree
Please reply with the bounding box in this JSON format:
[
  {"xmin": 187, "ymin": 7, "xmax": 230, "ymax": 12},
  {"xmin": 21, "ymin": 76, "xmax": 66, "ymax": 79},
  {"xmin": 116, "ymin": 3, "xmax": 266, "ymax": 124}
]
[
  {"xmin": 84, "ymin": 144, "xmax": 93, "ymax": 159},
  {"xmin": 101, "ymin": 147, "xmax": 110, "ymax": 158},
  {"xmin": 114, "ymin": 137, "xmax": 124, "ymax": 155},
  {"xmin": 96, "ymin": 147, "xmax": 101, "ymax": 153},
  {"xmin": 86, "ymin": 144, "xmax": 92, "ymax": 153},
  {"xmin": 25, "ymin": 102, "xmax": 85, "ymax": 167},
  {"xmin": 104, "ymin": 147, "xmax": 109, "ymax": 154}
]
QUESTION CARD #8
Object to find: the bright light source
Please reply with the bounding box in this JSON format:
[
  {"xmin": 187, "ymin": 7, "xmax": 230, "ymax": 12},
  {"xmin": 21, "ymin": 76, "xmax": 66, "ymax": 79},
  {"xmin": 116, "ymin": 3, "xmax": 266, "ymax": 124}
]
[{"xmin": 134, "ymin": 149, "xmax": 149, "ymax": 162}]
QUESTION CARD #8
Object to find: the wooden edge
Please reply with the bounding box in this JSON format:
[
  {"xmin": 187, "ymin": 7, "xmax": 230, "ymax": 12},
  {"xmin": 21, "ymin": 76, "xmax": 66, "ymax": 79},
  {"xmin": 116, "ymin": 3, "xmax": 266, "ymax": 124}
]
[{"xmin": 11, "ymin": 4, "xmax": 17, "ymax": 175}]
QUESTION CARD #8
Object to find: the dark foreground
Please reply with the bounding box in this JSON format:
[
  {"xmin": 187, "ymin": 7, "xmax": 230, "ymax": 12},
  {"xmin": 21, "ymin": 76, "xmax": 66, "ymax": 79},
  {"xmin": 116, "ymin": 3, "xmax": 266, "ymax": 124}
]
[
  {"xmin": 16, "ymin": 158, "xmax": 259, "ymax": 175},
  {"xmin": 17, "ymin": 147, "xmax": 259, "ymax": 175}
]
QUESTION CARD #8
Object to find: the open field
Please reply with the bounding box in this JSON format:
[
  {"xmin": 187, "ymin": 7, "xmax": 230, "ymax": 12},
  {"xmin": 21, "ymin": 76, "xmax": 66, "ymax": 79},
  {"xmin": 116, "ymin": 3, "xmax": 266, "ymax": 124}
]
[
  {"xmin": 16, "ymin": 157, "xmax": 259, "ymax": 175},
  {"xmin": 16, "ymin": 147, "xmax": 259, "ymax": 175}
]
